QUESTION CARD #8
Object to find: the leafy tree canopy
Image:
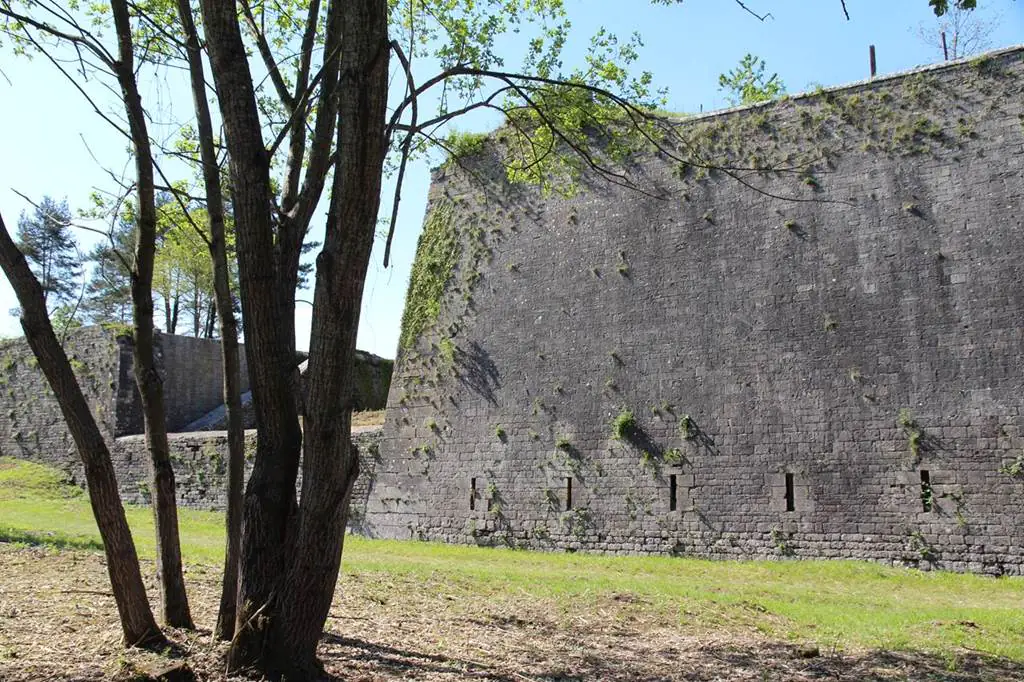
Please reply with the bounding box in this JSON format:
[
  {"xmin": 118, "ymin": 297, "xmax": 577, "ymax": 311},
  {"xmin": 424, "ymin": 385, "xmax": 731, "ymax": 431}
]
[{"xmin": 930, "ymin": 0, "xmax": 978, "ymax": 15}]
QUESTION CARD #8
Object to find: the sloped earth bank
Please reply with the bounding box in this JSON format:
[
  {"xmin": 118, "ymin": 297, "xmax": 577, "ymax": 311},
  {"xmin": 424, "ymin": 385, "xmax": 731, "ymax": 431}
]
[{"xmin": 0, "ymin": 544, "xmax": 1021, "ymax": 681}]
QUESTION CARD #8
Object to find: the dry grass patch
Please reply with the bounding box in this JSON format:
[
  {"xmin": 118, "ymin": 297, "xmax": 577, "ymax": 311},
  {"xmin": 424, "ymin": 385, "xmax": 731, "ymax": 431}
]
[
  {"xmin": 1, "ymin": 544, "xmax": 1024, "ymax": 681},
  {"xmin": 351, "ymin": 410, "xmax": 386, "ymax": 428},
  {"xmin": 1, "ymin": 457, "xmax": 1023, "ymax": 680}
]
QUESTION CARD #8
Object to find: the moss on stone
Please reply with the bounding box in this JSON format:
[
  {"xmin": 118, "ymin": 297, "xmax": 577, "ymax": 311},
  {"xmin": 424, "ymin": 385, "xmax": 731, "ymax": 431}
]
[{"xmin": 399, "ymin": 201, "xmax": 460, "ymax": 350}]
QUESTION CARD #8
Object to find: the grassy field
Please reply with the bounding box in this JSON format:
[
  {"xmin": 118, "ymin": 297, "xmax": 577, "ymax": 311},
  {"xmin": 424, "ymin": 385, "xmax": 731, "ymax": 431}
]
[{"xmin": 1, "ymin": 456, "xmax": 1023, "ymax": 680}]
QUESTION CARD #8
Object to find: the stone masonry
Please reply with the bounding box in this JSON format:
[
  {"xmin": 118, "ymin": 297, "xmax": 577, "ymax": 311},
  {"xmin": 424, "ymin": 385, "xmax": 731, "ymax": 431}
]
[
  {"xmin": 0, "ymin": 326, "xmax": 385, "ymax": 511},
  {"xmin": 365, "ymin": 48, "xmax": 1024, "ymax": 574}
]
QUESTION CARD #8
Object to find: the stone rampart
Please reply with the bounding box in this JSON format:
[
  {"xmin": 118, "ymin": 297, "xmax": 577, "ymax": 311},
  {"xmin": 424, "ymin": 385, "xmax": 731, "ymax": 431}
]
[
  {"xmin": 366, "ymin": 48, "xmax": 1024, "ymax": 574},
  {"xmin": 0, "ymin": 327, "xmax": 122, "ymax": 470}
]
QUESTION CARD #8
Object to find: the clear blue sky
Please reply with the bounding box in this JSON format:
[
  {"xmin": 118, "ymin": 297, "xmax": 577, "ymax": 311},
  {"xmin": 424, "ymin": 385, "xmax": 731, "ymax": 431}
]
[{"xmin": 0, "ymin": 1, "xmax": 1021, "ymax": 358}]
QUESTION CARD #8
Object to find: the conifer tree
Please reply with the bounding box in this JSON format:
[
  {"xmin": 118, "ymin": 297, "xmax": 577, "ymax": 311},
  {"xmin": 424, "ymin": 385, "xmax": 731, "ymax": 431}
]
[{"xmin": 15, "ymin": 196, "xmax": 81, "ymax": 309}]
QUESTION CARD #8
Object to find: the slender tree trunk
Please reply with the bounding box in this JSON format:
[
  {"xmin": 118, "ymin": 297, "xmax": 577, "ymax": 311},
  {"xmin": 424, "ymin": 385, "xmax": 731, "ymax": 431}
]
[
  {"xmin": 111, "ymin": 0, "xmax": 193, "ymax": 629},
  {"xmin": 269, "ymin": 0, "xmax": 389, "ymax": 673},
  {"xmin": 0, "ymin": 212, "xmax": 165, "ymax": 648},
  {"xmin": 205, "ymin": 300, "xmax": 216, "ymax": 339},
  {"xmin": 171, "ymin": 297, "xmax": 179, "ymax": 334},
  {"xmin": 198, "ymin": 1, "xmax": 304, "ymax": 668},
  {"xmin": 174, "ymin": 0, "xmax": 246, "ymax": 641}
]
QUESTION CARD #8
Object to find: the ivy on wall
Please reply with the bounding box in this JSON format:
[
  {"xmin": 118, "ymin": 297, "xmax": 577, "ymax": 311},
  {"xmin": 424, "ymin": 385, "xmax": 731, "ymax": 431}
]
[{"xmin": 398, "ymin": 200, "xmax": 460, "ymax": 350}]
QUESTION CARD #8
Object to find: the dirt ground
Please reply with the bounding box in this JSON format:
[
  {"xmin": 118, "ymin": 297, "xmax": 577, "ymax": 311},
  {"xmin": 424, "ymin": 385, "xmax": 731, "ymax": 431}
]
[{"xmin": 1, "ymin": 544, "xmax": 1021, "ymax": 681}]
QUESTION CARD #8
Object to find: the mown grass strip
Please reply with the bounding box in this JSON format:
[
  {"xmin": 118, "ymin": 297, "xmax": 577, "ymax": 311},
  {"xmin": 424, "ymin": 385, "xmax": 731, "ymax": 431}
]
[{"xmin": 1, "ymin": 456, "xmax": 1022, "ymax": 660}]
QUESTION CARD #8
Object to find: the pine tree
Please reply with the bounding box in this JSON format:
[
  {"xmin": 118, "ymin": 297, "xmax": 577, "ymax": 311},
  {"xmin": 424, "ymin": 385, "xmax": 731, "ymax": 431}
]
[
  {"xmin": 15, "ymin": 197, "xmax": 81, "ymax": 309},
  {"xmin": 82, "ymin": 219, "xmax": 135, "ymax": 327}
]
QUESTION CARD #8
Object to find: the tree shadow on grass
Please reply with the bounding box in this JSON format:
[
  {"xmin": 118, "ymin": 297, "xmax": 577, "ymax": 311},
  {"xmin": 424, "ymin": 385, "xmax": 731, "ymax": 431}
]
[
  {"xmin": 316, "ymin": 633, "xmax": 1024, "ymax": 681},
  {"xmin": 0, "ymin": 527, "xmax": 104, "ymax": 552},
  {"xmin": 690, "ymin": 643, "xmax": 1024, "ymax": 682},
  {"xmin": 318, "ymin": 633, "xmax": 521, "ymax": 681}
]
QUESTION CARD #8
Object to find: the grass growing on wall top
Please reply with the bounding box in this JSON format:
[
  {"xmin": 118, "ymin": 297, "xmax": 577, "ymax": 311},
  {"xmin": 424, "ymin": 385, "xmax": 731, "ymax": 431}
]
[
  {"xmin": 1, "ymin": 457, "xmax": 1023, "ymax": 661},
  {"xmin": 442, "ymin": 131, "xmax": 489, "ymax": 167},
  {"xmin": 398, "ymin": 200, "xmax": 460, "ymax": 350}
]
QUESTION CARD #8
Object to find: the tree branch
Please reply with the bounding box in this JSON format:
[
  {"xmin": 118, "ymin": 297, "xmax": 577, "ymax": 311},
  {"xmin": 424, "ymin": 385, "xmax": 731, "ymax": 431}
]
[
  {"xmin": 239, "ymin": 0, "xmax": 296, "ymax": 109},
  {"xmin": 733, "ymin": 1, "xmax": 773, "ymax": 21},
  {"xmin": 382, "ymin": 40, "xmax": 418, "ymax": 268},
  {"xmin": 0, "ymin": 2, "xmax": 115, "ymax": 66}
]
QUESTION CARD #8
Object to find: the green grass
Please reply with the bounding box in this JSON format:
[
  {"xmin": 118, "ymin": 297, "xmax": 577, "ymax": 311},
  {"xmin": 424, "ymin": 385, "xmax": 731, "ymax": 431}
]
[
  {"xmin": 2, "ymin": 456, "xmax": 1023, "ymax": 660},
  {"xmin": 0, "ymin": 457, "xmax": 225, "ymax": 563}
]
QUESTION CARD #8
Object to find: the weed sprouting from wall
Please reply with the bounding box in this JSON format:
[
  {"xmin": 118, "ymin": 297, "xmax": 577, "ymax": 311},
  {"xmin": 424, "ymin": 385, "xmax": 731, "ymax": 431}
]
[
  {"xmin": 679, "ymin": 414, "xmax": 695, "ymax": 441},
  {"xmin": 443, "ymin": 131, "xmax": 489, "ymax": 167},
  {"xmin": 899, "ymin": 409, "xmax": 924, "ymax": 462},
  {"xmin": 999, "ymin": 453, "xmax": 1024, "ymax": 480},
  {"xmin": 611, "ymin": 410, "xmax": 636, "ymax": 441}
]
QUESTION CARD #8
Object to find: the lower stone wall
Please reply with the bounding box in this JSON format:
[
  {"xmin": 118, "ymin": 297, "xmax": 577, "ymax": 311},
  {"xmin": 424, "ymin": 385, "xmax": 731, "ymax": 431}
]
[{"xmin": 111, "ymin": 428, "xmax": 382, "ymax": 513}]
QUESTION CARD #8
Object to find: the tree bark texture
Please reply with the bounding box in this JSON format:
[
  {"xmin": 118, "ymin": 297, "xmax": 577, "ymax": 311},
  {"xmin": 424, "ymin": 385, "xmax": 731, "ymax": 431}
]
[
  {"xmin": 174, "ymin": 0, "xmax": 246, "ymax": 641},
  {"xmin": 111, "ymin": 0, "xmax": 193, "ymax": 629},
  {"xmin": 199, "ymin": 0, "xmax": 389, "ymax": 674},
  {"xmin": 197, "ymin": 0, "xmax": 304, "ymax": 669},
  {"xmin": 260, "ymin": 0, "xmax": 343, "ymax": 368},
  {"xmin": 0, "ymin": 212, "xmax": 164, "ymax": 648},
  {"xmin": 270, "ymin": 0, "xmax": 390, "ymax": 671}
]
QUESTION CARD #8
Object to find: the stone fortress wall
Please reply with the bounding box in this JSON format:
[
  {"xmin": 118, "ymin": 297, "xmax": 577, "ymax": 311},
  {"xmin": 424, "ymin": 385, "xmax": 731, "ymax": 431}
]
[
  {"xmin": 0, "ymin": 327, "xmax": 383, "ymax": 511},
  {"xmin": 364, "ymin": 47, "xmax": 1024, "ymax": 574}
]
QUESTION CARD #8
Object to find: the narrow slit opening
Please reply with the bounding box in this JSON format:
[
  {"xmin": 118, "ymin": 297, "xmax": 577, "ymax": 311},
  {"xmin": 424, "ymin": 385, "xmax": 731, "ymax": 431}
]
[
  {"xmin": 920, "ymin": 470, "xmax": 933, "ymax": 512},
  {"xmin": 669, "ymin": 474, "xmax": 678, "ymax": 512},
  {"xmin": 785, "ymin": 473, "xmax": 795, "ymax": 512},
  {"xmin": 566, "ymin": 477, "xmax": 573, "ymax": 511},
  {"xmin": 470, "ymin": 477, "xmax": 476, "ymax": 511}
]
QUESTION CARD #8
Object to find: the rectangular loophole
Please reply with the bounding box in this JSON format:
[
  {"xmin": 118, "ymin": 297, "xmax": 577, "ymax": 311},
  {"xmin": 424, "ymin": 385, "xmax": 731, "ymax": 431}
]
[
  {"xmin": 920, "ymin": 470, "xmax": 933, "ymax": 512},
  {"xmin": 470, "ymin": 477, "xmax": 476, "ymax": 511},
  {"xmin": 785, "ymin": 473, "xmax": 795, "ymax": 512},
  {"xmin": 565, "ymin": 477, "xmax": 573, "ymax": 511},
  {"xmin": 669, "ymin": 474, "xmax": 678, "ymax": 511}
]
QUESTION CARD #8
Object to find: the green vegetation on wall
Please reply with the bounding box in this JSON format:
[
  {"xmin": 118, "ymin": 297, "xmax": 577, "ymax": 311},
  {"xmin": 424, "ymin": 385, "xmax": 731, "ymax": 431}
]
[
  {"xmin": 399, "ymin": 201, "xmax": 460, "ymax": 350},
  {"xmin": 443, "ymin": 131, "xmax": 489, "ymax": 167},
  {"xmin": 673, "ymin": 57, "xmax": 1018, "ymax": 193}
]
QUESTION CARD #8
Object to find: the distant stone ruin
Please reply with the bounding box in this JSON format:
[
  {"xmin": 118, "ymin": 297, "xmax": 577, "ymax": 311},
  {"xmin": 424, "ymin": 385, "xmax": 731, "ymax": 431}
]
[{"xmin": 0, "ymin": 326, "xmax": 389, "ymax": 509}]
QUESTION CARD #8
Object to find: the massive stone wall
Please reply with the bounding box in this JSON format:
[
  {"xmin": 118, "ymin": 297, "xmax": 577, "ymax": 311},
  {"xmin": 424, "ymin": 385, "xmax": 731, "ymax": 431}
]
[
  {"xmin": 159, "ymin": 334, "xmax": 251, "ymax": 431},
  {"xmin": 366, "ymin": 48, "xmax": 1024, "ymax": 574},
  {"xmin": 112, "ymin": 332, "xmax": 253, "ymax": 435},
  {"xmin": 0, "ymin": 327, "xmax": 252, "ymax": 467}
]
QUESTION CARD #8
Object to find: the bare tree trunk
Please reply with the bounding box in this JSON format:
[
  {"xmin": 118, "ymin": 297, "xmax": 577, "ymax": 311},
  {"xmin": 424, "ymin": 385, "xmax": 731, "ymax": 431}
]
[
  {"xmin": 204, "ymin": 300, "xmax": 216, "ymax": 339},
  {"xmin": 163, "ymin": 296, "xmax": 172, "ymax": 334},
  {"xmin": 198, "ymin": 1, "xmax": 304, "ymax": 668},
  {"xmin": 111, "ymin": 0, "xmax": 193, "ymax": 629},
  {"xmin": 174, "ymin": 0, "xmax": 246, "ymax": 641},
  {"xmin": 169, "ymin": 287, "xmax": 179, "ymax": 334},
  {"xmin": 0, "ymin": 212, "xmax": 165, "ymax": 648},
  {"xmin": 199, "ymin": 0, "xmax": 371, "ymax": 672},
  {"xmin": 192, "ymin": 279, "xmax": 201, "ymax": 337},
  {"xmin": 268, "ymin": 0, "xmax": 389, "ymax": 673}
]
